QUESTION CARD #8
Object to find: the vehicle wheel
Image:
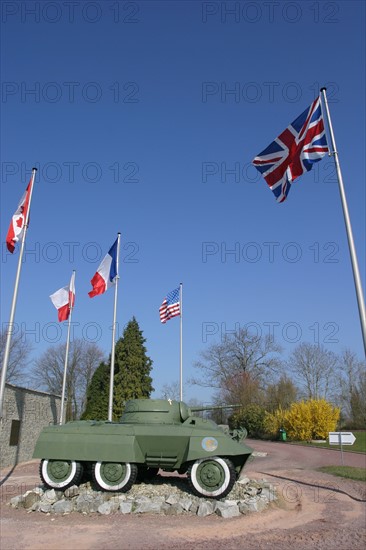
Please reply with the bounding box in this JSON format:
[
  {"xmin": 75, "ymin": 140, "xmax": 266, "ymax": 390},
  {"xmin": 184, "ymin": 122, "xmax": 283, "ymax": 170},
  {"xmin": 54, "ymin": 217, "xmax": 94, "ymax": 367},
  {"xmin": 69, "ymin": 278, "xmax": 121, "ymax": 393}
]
[
  {"xmin": 92, "ymin": 461, "xmax": 137, "ymax": 492},
  {"xmin": 40, "ymin": 459, "xmax": 83, "ymax": 490},
  {"xmin": 187, "ymin": 457, "xmax": 236, "ymax": 499}
]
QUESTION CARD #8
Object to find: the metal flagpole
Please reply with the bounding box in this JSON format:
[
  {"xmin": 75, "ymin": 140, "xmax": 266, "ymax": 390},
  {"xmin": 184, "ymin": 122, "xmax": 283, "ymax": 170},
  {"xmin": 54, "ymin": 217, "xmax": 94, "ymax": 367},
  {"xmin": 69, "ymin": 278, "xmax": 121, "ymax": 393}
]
[
  {"xmin": 179, "ymin": 282, "xmax": 183, "ymax": 401},
  {"xmin": 108, "ymin": 233, "xmax": 121, "ymax": 422},
  {"xmin": 320, "ymin": 88, "xmax": 366, "ymax": 356},
  {"xmin": 0, "ymin": 167, "xmax": 37, "ymax": 423},
  {"xmin": 59, "ymin": 271, "xmax": 76, "ymax": 425}
]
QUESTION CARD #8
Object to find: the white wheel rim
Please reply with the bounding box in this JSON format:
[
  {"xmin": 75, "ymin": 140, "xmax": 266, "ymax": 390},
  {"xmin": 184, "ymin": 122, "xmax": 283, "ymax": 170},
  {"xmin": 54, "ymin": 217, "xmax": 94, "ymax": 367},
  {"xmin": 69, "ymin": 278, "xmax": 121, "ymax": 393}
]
[
  {"xmin": 42, "ymin": 459, "xmax": 77, "ymax": 489},
  {"xmin": 190, "ymin": 457, "xmax": 230, "ymax": 497},
  {"xmin": 94, "ymin": 462, "xmax": 131, "ymax": 491}
]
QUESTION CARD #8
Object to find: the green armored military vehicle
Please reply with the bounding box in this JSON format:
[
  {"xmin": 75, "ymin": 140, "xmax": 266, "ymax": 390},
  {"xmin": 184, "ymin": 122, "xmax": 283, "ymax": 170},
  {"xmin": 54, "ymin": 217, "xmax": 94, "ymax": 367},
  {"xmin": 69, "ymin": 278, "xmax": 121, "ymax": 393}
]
[{"xmin": 33, "ymin": 399, "xmax": 252, "ymax": 499}]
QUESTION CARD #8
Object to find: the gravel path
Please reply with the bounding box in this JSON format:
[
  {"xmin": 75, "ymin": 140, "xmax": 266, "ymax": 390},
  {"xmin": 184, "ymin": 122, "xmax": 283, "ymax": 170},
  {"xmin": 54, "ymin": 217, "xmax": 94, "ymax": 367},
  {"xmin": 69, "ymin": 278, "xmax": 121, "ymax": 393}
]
[{"xmin": 1, "ymin": 441, "xmax": 365, "ymax": 550}]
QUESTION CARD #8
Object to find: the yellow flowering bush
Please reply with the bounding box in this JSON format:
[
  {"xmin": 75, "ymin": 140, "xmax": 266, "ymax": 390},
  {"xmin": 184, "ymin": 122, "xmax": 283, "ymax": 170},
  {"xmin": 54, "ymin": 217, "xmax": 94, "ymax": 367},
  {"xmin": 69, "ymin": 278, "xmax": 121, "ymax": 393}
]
[
  {"xmin": 263, "ymin": 399, "xmax": 340, "ymax": 441},
  {"xmin": 284, "ymin": 399, "xmax": 340, "ymax": 441},
  {"xmin": 307, "ymin": 399, "xmax": 340, "ymax": 440},
  {"xmin": 263, "ymin": 407, "xmax": 286, "ymax": 438}
]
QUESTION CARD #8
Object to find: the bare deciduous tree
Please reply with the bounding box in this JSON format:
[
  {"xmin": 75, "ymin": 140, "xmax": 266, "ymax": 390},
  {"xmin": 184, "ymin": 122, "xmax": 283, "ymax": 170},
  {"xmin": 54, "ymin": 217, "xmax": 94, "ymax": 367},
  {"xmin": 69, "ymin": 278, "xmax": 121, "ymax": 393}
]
[
  {"xmin": 287, "ymin": 343, "xmax": 338, "ymax": 400},
  {"xmin": 219, "ymin": 371, "xmax": 265, "ymax": 407},
  {"xmin": 265, "ymin": 375, "xmax": 299, "ymax": 412},
  {"xmin": 159, "ymin": 381, "xmax": 181, "ymax": 401},
  {"xmin": 31, "ymin": 339, "xmax": 104, "ymax": 421},
  {"xmin": 191, "ymin": 327, "xmax": 283, "ymax": 405},
  {"xmin": 337, "ymin": 349, "xmax": 366, "ymax": 428},
  {"xmin": 0, "ymin": 328, "xmax": 33, "ymax": 384}
]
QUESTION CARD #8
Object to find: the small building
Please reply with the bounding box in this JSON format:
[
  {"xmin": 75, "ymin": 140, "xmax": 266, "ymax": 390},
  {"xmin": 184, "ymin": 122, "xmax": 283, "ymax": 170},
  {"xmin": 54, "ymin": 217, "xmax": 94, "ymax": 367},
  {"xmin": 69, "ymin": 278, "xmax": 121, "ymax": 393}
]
[{"xmin": 0, "ymin": 383, "xmax": 61, "ymax": 469}]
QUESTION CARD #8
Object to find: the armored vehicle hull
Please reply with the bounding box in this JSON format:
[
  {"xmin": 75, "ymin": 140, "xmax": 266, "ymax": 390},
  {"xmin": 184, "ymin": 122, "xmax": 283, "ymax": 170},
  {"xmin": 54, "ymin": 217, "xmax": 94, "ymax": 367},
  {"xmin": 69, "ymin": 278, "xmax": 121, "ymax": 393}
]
[{"xmin": 33, "ymin": 399, "xmax": 252, "ymax": 499}]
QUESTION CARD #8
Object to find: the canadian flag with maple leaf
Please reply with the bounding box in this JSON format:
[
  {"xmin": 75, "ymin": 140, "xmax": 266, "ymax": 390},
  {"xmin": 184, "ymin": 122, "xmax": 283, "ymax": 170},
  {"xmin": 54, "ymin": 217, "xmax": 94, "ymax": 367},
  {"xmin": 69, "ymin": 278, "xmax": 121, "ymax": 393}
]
[{"xmin": 6, "ymin": 178, "xmax": 33, "ymax": 253}]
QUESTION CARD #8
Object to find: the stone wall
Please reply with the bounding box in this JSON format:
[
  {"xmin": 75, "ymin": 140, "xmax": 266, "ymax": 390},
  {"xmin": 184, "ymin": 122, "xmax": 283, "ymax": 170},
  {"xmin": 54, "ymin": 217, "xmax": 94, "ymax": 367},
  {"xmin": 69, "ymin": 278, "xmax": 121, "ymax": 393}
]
[{"xmin": 0, "ymin": 383, "xmax": 61, "ymax": 468}]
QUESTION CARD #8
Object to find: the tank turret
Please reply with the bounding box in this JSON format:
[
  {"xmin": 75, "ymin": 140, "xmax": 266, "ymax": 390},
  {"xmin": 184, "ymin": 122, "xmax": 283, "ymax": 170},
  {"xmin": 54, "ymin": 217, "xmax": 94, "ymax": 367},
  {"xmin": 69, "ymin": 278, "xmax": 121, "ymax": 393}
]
[
  {"xmin": 120, "ymin": 399, "xmax": 192, "ymax": 424},
  {"xmin": 121, "ymin": 400, "xmax": 242, "ymax": 424},
  {"xmin": 33, "ymin": 398, "xmax": 252, "ymax": 499}
]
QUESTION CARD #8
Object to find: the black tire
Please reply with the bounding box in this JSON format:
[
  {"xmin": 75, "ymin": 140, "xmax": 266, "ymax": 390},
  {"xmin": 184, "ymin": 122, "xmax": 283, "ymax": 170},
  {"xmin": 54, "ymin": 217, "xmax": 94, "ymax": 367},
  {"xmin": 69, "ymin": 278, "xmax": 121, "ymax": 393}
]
[
  {"xmin": 137, "ymin": 466, "xmax": 159, "ymax": 482},
  {"xmin": 187, "ymin": 457, "xmax": 236, "ymax": 499},
  {"xmin": 92, "ymin": 461, "xmax": 138, "ymax": 492},
  {"xmin": 40, "ymin": 459, "xmax": 83, "ymax": 490},
  {"xmin": 80, "ymin": 462, "xmax": 93, "ymax": 483}
]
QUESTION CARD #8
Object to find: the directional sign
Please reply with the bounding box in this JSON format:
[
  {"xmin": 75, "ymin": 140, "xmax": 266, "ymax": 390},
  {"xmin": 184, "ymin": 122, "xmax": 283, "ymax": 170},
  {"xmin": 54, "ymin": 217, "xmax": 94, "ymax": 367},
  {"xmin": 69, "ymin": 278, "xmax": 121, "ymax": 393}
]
[{"xmin": 329, "ymin": 432, "xmax": 356, "ymax": 445}]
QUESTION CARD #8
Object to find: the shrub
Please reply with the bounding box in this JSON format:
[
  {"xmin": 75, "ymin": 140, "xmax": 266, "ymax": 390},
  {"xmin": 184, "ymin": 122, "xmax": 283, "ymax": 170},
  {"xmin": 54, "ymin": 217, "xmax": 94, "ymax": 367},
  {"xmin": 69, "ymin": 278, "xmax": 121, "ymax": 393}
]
[
  {"xmin": 229, "ymin": 404, "xmax": 267, "ymax": 438},
  {"xmin": 263, "ymin": 407, "xmax": 287, "ymax": 438},
  {"xmin": 283, "ymin": 401, "xmax": 312, "ymax": 441},
  {"xmin": 284, "ymin": 399, "xmax": 340, "ymax": 441}
]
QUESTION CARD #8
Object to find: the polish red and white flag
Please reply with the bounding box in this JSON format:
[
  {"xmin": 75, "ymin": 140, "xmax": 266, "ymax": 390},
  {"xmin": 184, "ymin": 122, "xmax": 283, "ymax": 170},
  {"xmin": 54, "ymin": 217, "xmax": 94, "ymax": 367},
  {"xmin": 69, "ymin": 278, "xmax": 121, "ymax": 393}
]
[{"xmin": 50, "ymin": 272, "xmax": 76, "ymax": 322}]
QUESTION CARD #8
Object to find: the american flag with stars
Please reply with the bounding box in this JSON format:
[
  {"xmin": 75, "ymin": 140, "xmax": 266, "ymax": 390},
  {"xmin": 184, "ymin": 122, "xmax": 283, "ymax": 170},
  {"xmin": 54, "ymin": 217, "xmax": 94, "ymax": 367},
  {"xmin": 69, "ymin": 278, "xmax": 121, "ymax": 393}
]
[
  {"xmin": 159, "ymin": 287, "xmax": 180, "ymax": 324},
  {"xmin": 252, "ymin": 96, "xmax": 329, "ymax": 203}
]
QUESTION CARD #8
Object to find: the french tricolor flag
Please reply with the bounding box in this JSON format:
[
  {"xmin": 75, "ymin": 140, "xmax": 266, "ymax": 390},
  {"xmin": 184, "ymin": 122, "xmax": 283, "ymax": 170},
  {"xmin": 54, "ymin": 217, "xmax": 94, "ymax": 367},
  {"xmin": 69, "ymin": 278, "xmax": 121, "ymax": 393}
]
[
  {"xmin": 88, "ymin": 237, "xmax": 119, "ymax": 298},
  {"xmin": 50, "ymin": 271, "xmax": 76, "ymax": 322}
]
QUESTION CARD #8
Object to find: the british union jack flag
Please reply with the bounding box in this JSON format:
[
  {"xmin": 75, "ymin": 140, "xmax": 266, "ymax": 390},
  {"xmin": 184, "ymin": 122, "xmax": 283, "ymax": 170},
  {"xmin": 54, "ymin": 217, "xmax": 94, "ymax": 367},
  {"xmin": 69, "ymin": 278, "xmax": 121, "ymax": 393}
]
[{"xmin": 252, "ymin": 96, "xmax": 329, "ymax": 203}]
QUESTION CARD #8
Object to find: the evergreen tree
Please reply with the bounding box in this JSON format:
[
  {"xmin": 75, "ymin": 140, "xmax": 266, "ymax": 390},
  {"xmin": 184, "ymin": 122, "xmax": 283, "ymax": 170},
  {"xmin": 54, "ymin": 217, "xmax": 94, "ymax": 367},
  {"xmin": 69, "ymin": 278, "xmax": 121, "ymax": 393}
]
[
  {"xmin": 81, "ymin": 317, "xmax": 154, "ymax": 420},
  {"xmin": 81, "ymin": 361, "xmax": 110, "ymax": 420},
  {"xmin": 113, "ymin": 317, "xmax": 154, "ymax": 419}
]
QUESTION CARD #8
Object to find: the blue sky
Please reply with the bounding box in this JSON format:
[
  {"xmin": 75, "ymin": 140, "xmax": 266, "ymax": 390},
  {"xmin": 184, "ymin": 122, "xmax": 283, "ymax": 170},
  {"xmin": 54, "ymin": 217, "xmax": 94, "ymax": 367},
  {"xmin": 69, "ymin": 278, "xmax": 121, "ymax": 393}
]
[{"xmin": 1, "ymin": 1, "xmax": 365, "ymax": 404}]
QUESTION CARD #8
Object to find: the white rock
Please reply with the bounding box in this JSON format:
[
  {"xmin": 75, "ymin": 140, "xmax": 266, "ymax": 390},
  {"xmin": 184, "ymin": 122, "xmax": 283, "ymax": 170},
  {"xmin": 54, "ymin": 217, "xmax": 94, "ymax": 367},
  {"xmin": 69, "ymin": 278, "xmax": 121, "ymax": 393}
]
[
  {"xmin": 197, "ymin": 501, "xmax": 214, "ymax": 517},
  {"xmin": 120, "ymin": 502, "xmax": 133, "ymax": 514}
]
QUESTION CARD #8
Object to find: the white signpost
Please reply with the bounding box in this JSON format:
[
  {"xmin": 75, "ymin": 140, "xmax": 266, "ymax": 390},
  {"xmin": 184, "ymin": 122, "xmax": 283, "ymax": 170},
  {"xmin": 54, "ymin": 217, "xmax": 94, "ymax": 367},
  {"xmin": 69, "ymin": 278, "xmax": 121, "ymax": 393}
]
[
  {"xmin": 328, "ymin": 432, "xmax": 356, "ymax": 465},
  {"xmin": 329, "ymin": 432, "xmax": 356, "ymax": 445}
]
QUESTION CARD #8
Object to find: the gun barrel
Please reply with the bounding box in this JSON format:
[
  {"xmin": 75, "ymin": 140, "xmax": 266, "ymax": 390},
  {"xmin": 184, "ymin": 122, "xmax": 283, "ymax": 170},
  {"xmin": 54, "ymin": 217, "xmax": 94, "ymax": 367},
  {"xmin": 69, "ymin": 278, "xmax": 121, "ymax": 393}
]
[{"xmin": 190, "ymin": 404, "xmax": 242, "ymax": 413}]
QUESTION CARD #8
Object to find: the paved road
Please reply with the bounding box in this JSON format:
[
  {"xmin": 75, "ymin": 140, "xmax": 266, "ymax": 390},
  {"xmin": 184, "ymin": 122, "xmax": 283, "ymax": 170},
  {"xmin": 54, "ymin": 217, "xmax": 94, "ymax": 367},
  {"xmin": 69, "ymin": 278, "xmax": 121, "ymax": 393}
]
[{"xmin": 246, "ymin": 439, "xmax": 366, "ymax": 470}]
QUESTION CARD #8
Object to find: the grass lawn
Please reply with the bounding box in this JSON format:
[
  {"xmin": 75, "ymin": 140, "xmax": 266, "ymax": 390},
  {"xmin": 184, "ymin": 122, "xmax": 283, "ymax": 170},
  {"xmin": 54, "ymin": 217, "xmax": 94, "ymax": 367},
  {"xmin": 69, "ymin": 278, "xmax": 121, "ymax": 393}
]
[
  {"xmin": 289, "ymin": 431, "xmax": 366, "ymax": 453},
  {"xmin": 317, "ymin": 465, "xmax": 366, "ymax": 482}
]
